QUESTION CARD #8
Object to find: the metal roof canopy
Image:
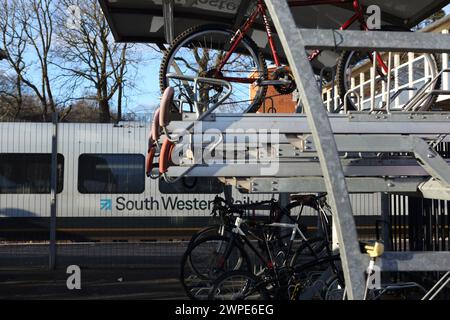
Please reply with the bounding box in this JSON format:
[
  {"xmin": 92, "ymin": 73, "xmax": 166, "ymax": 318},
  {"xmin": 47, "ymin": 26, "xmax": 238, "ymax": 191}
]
[{"xmin": 100, "ymin": 0, "xmax": 450, "ymax": 45}]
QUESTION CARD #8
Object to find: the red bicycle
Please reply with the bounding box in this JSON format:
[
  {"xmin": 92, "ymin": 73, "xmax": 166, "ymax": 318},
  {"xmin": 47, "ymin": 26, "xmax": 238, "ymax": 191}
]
[{"xmin": 159, "ymin": 0, "xmax": 440, "ymax": 113}]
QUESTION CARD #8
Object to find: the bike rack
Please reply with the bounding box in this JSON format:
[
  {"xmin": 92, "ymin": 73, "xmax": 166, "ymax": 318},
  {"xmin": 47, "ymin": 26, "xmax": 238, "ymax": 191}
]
[
  {"xmin": 404, "ymin": 69, "xmax": 450, "ymax": 112},
  {"xmin": 100, "ymin": 0, "xmax": 450, "ymax": 300},
  {"xmin": 422, "ymin": 271, "xmax": 450, "ymax": 300},
  {"xmin": 155, "ymin": 1, "xmax": 450, "ymax": 299}
]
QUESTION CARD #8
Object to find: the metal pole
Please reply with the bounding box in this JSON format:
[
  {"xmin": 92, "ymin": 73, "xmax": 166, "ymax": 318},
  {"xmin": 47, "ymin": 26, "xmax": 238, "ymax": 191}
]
[
  {"xmin": 264, "ymin": 0, "xmax": 366, "ymax": 299},
  {"xmin": 163, "ymin": 0, "xmax": 174, "ymax": 44},
  {"xmin": 380, "ymin": 193, "xmax": 392, "ymax": 251},
  {"xmin": 49, "ymin": 112, "xmax": 58, "ymax": 270}
]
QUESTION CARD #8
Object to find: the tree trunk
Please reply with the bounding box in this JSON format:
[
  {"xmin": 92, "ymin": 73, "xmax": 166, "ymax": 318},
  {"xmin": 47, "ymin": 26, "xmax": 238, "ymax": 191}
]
[
  {"xmin": 117, "ymin": 82, "xmax": 123, "ymax": 122},
  {"xmin": 99, "ymin": 98, "xmax": 110, "ymax": 123}
]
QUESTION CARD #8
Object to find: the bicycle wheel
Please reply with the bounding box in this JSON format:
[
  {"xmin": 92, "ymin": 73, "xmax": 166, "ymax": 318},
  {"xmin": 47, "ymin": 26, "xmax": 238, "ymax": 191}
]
[
  {"xmin": 187, "ymin": 224, "xmax": 231, "ymax": 248},
  {"xmin": 289, "ymin": 237, "xmax": 330, "ymax": 267},
  {"xmin": 180, "ymin": 235, "xmax": 251, "ymax": 300},
  {"xmin": 336, "ymin": 26, "xmax": 441, "ymax": 112},
  {"xmin": 323, "ymin": 275, "xmax": 346, "ymax": 300},
  {"xmin": 160, "ymin": 24, "xmax": 268, "ymax": 114},
  {"xmin": 209, "ymin": 270, "xmax": 269, "ymax": 300},
  {"xmin": 291, "ymin": 255, "xmax": 342, "ymax": 300}
]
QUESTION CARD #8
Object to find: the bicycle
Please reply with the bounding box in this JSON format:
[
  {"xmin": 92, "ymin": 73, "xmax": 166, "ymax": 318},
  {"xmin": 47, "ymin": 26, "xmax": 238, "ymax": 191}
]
[
  {"xmin": 187, "ymin": 195, "xmax": 308, "ymax": 249},
  {"xmin": 182, "ymin": 194, "xmax": 333, "ymax": 300},
  {"xmin": 209, "ymin": 253, "xmax": 341, "ymax": 300},
  {"xmin": 159, "ymin": 0, "xmax": 441, "ymax": 113},
  {"xmin": 180, "ymin": 195, "xmax": 317, "ymax": 300}
]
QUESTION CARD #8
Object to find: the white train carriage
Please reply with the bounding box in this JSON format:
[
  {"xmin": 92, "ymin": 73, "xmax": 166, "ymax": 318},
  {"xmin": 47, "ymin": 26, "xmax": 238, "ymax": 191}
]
[{"xmin": 0, "ymin": 122, "xmax": 381, "ymax": 240}]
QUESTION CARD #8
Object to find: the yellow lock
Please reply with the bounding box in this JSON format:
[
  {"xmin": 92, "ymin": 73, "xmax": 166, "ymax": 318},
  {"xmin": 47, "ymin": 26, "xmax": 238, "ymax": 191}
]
[{"xmin": 364, "ymin": 241, "xmax": 385, "ymax": 258}]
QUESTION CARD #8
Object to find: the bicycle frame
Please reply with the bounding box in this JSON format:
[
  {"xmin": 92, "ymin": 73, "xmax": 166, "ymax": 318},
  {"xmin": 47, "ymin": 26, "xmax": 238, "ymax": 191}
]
[
  {"xmin": 220, "ymin": 197, "xmax": 331, "ymax": 272},
  {"xmin": 215, "ymin": 0, "xmax": 388, "ymax": 84}
]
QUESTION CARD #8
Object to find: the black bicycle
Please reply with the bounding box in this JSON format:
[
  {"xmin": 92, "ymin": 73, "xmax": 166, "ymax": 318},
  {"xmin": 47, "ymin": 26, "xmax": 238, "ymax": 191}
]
[
  {"xmin": 182, "ymin": 194, "xmax": 333, "ymax": 300},
  {"xmin": 187, "ymin": 195, "xmax": 307, "ymax": 249}
]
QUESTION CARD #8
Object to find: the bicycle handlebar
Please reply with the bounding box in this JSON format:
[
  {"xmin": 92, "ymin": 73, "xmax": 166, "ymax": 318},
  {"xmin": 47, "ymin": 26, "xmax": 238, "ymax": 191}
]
[{"xmin": 211, "ymin": 196, "xmax": 278, "ymax": 218}]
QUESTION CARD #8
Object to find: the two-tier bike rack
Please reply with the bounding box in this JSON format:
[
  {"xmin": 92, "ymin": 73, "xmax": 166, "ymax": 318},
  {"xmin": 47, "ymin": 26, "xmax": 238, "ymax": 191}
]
[{"xmin": 158, "ymin": 0, "xmax": 450, "ymax": 299}]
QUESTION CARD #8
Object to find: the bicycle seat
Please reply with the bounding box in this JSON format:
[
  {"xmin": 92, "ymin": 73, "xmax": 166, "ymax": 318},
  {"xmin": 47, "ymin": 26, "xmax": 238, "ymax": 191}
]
[
  {"xmin": 291, "ymin": 194, "xmax": 318, "ymax": 209},
  {"xmin": 160, "ymin": 87, "xmax": 175, "ymax": 128},
  {"xmin": 360, "ymin": 241, "xmax": 385, "ymax": 258}
]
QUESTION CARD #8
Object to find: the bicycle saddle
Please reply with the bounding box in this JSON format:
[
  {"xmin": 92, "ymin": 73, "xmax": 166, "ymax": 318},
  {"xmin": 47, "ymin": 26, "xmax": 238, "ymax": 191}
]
[{"xmin": 291, "ymin": 194, "xmax": 318, "ymax": 209}]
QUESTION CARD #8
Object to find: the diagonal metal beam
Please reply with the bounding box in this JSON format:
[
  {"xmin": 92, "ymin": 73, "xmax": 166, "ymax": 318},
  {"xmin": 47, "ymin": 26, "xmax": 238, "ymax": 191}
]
[
  {"xmin": 263, "ymin": 0, "xmax": 365, "ymax": 300},
  {"xmin": 411, "ymin": 136, "xmax": 450, "ymax": 187}
]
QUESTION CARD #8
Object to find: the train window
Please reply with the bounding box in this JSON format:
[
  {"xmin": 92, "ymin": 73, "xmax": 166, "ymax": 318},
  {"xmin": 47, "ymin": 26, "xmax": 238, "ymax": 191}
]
[
  {"xmin": 78, "ymin": 154, "xmax": 145, "ymax": 194},
  {"xmin": 0, "ymin": 154, "xmax": 64, "ymax": 194}
]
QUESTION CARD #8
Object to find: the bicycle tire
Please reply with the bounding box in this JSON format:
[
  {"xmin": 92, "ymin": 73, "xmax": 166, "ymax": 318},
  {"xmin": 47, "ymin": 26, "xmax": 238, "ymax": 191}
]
[
  {"xmin": 160, "ymin": 24, "xmax": 268, "ymax": 114},
  {"xmin": 336, "ymin": 26, "xmax": 441, "ymax": 112},
  {"xmin": 209, "ymin": 270, "xmax": 270, "ymax": 300},
  {"xmin": 180, "ymin": 234, "xmax": 251, "ymax": 300},
  {"xmin": 187, "ymin": 224, "xmax": 231, "ymax": 248},
  {"xmin": 291, "ymin": 255, "xmax": 342, "ymax": 300},
  {"xmin": 289, "ymin": 237, "xmax": 330, "ymax": 268}
]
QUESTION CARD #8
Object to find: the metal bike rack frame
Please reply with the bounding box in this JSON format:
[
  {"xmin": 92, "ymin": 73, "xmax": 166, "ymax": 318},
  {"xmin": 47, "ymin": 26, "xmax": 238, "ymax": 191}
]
[
  {"xmin": 99, "ymin": 0, "xmax": 450, "ymax": 300},
  {"xmin": 161, "ymin": 1, "xmax": 450, "ymax": 299},
  {"xmin": 264, "ymin": 0, "xmax": 450, "ymax": 299}
]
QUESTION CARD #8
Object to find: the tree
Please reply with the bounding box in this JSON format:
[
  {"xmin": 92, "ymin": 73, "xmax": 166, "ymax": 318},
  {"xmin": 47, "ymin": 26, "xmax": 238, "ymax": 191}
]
[
  {"xmin": 0, "ymin": 48, "xmax": 6, "ymax": 60},
  {"xmin": 0, "ymin": 0, "xmax": 58, "ymax": 121},
  {"xmin": 54, "ymin": 0, "xmax": 133, "ymax": 123}
]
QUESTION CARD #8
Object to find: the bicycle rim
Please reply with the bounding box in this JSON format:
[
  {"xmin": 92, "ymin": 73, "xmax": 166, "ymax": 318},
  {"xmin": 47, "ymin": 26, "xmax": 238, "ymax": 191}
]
[
  {"xmin": 161, "ymin": 25, "xmax": 267, "ymax": 114},
  {"xmin": 181, "ymin": 235, "xmax": 249, "ymax": 300},
  {"xmin": 210, "ymin": 271, "xmax": 268, "ymax": 300},
  {"xmin": 338, "ymin": 50, "xmax": 440, "ymax": 112}
]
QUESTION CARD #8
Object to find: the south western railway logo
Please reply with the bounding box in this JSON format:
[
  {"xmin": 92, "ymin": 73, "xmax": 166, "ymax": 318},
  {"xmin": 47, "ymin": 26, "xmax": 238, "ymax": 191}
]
[
  {"xmin": 100, "ymin": 199, "xmax": 113, "ymax": 211},
  {"xmin": 100, "ymin": 196, "xmax": 257, "ymax": 212}
]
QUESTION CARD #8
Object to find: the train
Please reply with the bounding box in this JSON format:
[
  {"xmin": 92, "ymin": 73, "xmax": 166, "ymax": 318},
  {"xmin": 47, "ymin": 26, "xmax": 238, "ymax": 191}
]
[{"xmin": 0, "ymin": 122, "xmax": 382, "ymax": 241}]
